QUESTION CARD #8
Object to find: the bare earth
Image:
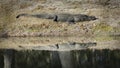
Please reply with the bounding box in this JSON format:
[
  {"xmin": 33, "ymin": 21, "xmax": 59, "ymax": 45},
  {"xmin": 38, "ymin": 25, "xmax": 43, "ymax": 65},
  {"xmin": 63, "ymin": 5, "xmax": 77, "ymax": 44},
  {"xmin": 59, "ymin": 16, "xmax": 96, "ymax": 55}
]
[
  {"xmin": 0, "ymin": 0, "xmax": 120, "ymax": 50},
  {"xmin": 0, "ymin": 0, "xmax": 120, "ymax": 37}
]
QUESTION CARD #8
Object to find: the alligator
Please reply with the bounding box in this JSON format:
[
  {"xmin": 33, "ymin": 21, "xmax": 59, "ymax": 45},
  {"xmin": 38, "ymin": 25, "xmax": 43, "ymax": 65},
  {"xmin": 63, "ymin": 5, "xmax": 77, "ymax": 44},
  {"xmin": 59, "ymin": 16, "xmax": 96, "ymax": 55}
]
[{"xmin": 16, "ymin": 13, "xmax": 98, "ymax": 24}]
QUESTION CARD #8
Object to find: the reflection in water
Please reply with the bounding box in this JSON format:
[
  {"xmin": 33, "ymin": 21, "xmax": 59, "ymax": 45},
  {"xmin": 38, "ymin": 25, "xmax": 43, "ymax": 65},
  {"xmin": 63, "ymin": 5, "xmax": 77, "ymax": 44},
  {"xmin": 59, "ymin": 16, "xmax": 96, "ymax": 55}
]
[
  {"xmin": 0, "ymin": 49, "xmax": 120, "ymax": 68},
  {"xmin": 4, "ymin": 49, "xmax": 15, "ymax": 68},
  {"xmin": 0, "ymin": 51, "xmax": 4, "ymax": 68},
  {"xmin": 58, "ymin": 51, "xmax": 75, "ymax": 68}
]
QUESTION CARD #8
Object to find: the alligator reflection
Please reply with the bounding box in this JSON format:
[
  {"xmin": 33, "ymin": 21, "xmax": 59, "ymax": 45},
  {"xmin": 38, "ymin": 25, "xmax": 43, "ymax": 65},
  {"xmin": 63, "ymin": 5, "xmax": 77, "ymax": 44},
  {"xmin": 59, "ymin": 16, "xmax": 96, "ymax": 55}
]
[{"xmin": 0, "ymin": 49, "xmax": 120, "ymax": 68}]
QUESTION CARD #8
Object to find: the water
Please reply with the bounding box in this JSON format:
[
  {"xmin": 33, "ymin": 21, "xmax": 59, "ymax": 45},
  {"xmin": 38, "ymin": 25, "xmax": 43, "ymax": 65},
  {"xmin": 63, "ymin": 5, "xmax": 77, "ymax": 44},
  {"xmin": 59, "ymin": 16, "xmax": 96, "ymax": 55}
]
[{"xmin": 0, "ymin": 49, "xmax": 120, "ymax": 68}]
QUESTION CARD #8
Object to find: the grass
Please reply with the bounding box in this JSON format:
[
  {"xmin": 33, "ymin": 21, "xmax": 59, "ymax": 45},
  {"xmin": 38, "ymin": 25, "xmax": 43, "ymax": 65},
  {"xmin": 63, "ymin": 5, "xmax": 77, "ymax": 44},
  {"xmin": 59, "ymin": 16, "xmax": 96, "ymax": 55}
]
[
  {"xmin": 94, "ymin": 36, "xmax": 113, "ymax": 41},
  {"xmin": 0, "ymin": 0, "xmax": 120, "ymax": 37},
  {"xmin": 92, "ymin": 23, "xmax": 113, "ymax": 35}
]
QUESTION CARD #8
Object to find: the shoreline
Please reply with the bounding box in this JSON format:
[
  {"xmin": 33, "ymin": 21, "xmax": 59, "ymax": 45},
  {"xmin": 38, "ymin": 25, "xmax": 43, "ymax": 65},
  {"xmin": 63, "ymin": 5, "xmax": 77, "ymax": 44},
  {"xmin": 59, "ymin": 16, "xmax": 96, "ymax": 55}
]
[{"xmin": 0, "ymin": 36, "xmax": 119, "ymax": 50}]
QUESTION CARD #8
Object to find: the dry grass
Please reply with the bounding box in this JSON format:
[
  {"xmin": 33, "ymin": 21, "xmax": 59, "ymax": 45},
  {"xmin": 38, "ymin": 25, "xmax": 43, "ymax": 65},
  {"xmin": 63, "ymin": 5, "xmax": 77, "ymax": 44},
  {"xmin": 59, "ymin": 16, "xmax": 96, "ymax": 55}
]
[{"xmin": 0, "ymin": 0, "xmax": 120, "ymax": 37}]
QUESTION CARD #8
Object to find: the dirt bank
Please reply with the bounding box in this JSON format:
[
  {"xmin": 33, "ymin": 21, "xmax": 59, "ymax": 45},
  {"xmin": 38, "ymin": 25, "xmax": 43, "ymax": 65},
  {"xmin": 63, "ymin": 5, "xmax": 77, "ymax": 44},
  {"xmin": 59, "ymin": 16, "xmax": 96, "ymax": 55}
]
[{"xmin": 0, "ymin": 0, "xmax": 120, "ymax": 37}]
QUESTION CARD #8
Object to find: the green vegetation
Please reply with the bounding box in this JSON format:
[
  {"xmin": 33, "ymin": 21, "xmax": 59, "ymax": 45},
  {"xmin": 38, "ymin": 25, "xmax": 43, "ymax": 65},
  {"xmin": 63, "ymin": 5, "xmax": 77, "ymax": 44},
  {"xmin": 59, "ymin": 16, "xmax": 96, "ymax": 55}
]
[
  {"xmin": 94, "ymin": 36, "xmax": 113, "ymax": 41},
  {"xmin": 92, "ymin": 23, "xmax": 113, "ymax": 35}
]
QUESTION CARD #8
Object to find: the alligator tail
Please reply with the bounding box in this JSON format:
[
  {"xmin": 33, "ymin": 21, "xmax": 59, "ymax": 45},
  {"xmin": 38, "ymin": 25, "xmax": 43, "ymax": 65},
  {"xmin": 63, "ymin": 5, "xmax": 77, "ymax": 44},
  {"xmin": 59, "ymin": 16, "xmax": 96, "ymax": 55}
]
[{"xmin": 16, "ymin": 13, "xmax": 29, "ymax": 18}]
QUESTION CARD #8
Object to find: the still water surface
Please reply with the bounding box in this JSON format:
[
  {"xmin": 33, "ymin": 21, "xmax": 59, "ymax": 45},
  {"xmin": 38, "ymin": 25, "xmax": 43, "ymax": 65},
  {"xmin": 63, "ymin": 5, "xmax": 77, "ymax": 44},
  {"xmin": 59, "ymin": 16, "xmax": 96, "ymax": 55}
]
[{"xmin": 0, "ymin": 49, "xmax": 120, "ymax": 68}]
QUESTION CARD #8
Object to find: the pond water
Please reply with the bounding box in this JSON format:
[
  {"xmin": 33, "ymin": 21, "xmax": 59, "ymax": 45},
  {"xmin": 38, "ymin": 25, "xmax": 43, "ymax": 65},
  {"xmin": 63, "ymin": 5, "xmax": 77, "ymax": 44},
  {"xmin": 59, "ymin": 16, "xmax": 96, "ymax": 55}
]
[
  {"xmin": 0, "ymin": 36, "xmax": 119, "ymax": 68},
  {"xmin": 0, "ymin": 49, "xmax": 120, "ymax": 68}
]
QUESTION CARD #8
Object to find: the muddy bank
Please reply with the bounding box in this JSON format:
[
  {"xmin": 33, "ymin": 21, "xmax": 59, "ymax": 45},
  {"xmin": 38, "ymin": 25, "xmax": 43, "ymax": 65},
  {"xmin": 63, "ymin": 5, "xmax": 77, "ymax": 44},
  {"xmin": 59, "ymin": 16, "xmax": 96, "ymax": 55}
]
[{"xmin": 0, "ymin": 0, "xmax": 120, "ymax": 37}]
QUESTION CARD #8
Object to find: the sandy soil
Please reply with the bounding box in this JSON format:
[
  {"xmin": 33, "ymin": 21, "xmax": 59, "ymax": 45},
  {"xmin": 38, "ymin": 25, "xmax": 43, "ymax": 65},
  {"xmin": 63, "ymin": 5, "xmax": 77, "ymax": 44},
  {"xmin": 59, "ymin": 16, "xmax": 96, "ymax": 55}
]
[
  {"xmin": 0, "ymin": 0, "xmax": 120, "ymax": 37},
  {"xmin": 0, "ymin": 0, "xmax": 120, "ymax": 50}
]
